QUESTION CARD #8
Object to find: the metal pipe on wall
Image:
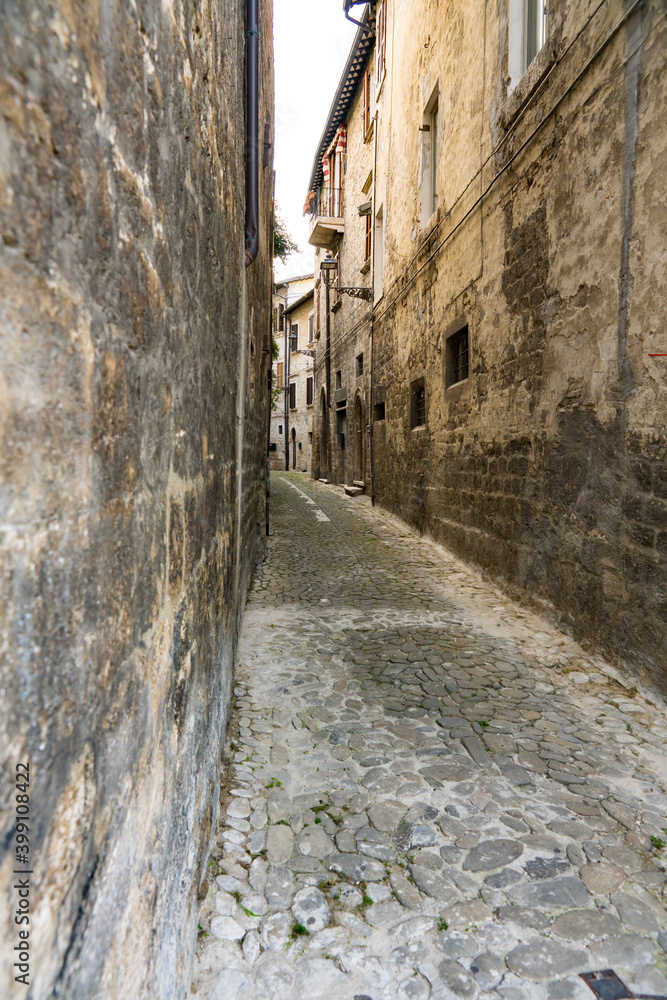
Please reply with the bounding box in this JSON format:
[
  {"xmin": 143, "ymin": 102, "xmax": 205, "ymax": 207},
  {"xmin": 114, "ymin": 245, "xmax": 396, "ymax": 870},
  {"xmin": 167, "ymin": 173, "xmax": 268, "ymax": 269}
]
[{"xmin": 245, "ymin": 0, "xmax": 260, "ymax": 266}]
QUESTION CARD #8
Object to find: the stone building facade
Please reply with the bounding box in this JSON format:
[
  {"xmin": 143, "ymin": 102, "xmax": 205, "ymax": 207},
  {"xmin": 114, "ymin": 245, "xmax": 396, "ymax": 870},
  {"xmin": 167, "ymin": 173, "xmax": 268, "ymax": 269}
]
[
  {"xmin": 270, "ymin": 274, "xmax": 315, "ymax": 472},
  {"xmin": 0, "ymin": 2, "xmax": 273, "ymax": 998},
  {"xmin": 306, "ymin": 0, "xmax": 667, "ymax": 692}
]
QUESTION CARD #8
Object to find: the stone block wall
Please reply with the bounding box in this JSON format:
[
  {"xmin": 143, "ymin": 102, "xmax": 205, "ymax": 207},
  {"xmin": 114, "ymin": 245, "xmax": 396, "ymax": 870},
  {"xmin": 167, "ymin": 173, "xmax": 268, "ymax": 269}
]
[
  {"xmin": 0, "ymin": 1, "xmax": 273, "ymax": 997},
  {"xmin": 370, "ymin": 0, "xmax": 666, "ymax": 692}
]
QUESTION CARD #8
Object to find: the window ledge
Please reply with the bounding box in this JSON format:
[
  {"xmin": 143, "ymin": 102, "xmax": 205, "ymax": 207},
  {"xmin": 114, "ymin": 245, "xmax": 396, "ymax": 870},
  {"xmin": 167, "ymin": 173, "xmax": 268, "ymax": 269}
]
[
  {"xmin": 501, "ymin": 41, "xmax": 557, "ymax": 131},
  {"xmin": 418, "ymin": 208, "xmax": 440, "ymax": 247},
  {"xmin": 411, "ymin": 424, "xmax": 427, "ymax": 432},
  {"xmin": 445, "ymin": 377, "xmax": 470, "ymax": 396}
]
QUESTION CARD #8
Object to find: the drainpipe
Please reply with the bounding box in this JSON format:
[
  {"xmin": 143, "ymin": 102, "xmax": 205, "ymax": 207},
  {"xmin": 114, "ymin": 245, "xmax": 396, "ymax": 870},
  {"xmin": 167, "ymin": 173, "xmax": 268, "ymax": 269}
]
[
  {"xmin": 245, "ymin": 0, "xmax": 260, "ymax": 266},
  {"xmin": 343, "ymin": 1, "xmax": 375, "ymax": 35}
]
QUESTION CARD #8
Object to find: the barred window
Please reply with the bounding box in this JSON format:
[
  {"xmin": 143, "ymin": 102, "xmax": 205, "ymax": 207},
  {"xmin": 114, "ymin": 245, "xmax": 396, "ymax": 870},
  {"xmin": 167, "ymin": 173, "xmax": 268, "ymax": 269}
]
[
  {"xmin": 410, "ymin": 377, "xmax": 426, "ymax": 429},
  {"xmin": 446, "ymin": 326, "xmax": 469, "ymax": 388}
]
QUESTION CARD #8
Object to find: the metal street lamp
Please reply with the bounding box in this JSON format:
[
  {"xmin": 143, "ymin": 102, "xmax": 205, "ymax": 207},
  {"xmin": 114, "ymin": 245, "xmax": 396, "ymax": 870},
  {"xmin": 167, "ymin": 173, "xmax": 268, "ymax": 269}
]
[{"xmin": 319, "ymin": 257, "xmax": 372, "ymax": 301}]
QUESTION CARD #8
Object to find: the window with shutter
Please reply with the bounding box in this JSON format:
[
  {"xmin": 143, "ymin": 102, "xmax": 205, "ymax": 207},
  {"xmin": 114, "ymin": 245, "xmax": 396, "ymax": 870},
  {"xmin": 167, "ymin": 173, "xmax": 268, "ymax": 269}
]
[
  {"xmin": 276, "ymin": 362, "xmax": 284, "ymax": 387},
  {"xmin": 306, "ymin": 377, "xmax": 313, "ymax": 406},
  {"xmin": 289, "ymin": 382, "xmax": 296, "ymax": 409},
  {"xmin": 376, "ymin": 1, "xmax": 387, "ymax": 88},
  {"xmin": 362, "ymin": 71, "xmax": 372, "ymax": 139}
]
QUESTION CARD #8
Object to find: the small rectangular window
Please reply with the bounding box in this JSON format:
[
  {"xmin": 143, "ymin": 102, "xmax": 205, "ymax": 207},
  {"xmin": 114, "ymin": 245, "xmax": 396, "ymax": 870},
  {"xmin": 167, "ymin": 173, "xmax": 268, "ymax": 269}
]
[
  {"xmin": 356, "ymin": 353, "xmax": 364, "ymax": 377},
  {"xmin": 525, "ymin": 0, "xmax": 547, "ymax": 68},
  {"xmin": 278, "ymin": 303, "xmax": 284, "ymax": 331},
  {"xmin": 290, "ymin": 323, "xmax": 298, "ymax": 352},
  {"xmin": 364, "ymin": 213, "xmax": 372, "ymax": 263},
  {"xmin": 420, "ymin": 91, "xmax": 439, "ymax": 228},
  {"xmin": 276, "ymin": 361, "xmax": 284, "ymax": 387},
  {"xmin": 289, "ymin": 382, "xmax": 296, "ymax": 409},
  {"xmin": 376, "ymin": 0, "xmax": 387, "ymax": 88},
  {"xmin": 446, "ymin": 325, "xmax": 470, "ymax": 388},
  {"xmin": 306, "ymin": 376, "xmax": 313, "ymax": 405},
  {"xmin": 336, "ymin": 370, "xmax": 342, "ymax": 390},
  {"xmin": 374, "ymin": 401, "xmax": 385, "ymax": 421},
  {"xmin": 278, "ymin": 424, "xmax": 283, "ymax": 434},
  {"xmin": 362, "ymin": 71, "xmax": 371, "ymax": 138},
  {"xmin": 410, "ymin": 377, "xmax": 426, "ymax": 429},
  {"xmin": 374, "ymin": 206, "xmax": 384, "ymax": 298},
  {"xmin": 508, "ymin": 0, "xmax": 548, "ymax": 89}
]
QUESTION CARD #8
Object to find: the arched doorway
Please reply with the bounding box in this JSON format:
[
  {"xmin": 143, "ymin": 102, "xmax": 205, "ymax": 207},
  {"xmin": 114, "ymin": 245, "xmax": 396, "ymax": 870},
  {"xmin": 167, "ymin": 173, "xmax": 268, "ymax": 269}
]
[
  {"xmin": 319, "ymin": 389, "xmax": 329, "ymax": 480},
  {"xmin": 354, "ymin": 394, "xmax": 364, "ymax": 483},
  {"xmin": 291, "ymin": 428, "xmax": 296, "ymax": 469}
]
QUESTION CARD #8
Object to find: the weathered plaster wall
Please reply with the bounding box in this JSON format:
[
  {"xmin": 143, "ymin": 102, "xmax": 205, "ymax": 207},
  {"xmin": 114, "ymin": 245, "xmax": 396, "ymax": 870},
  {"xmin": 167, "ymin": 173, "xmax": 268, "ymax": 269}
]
[
  {"xmin": 371, "ymin": 0, "xmax": 667, "ymax": 690},
  {"xmin": 270, "ymin": 278, "xmax": 314, "ymax": 472},
  {"xmin": 286, "ymin": 295, "xmax": 315, "ymax": 473},
  {"xmin": 0, "ymin": 1, "xmax": 273, "ymax": 997}
]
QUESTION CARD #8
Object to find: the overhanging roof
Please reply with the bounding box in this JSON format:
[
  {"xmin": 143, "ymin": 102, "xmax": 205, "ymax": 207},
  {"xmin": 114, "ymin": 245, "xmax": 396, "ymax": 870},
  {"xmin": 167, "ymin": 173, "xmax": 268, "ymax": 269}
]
[
  {"xmin": 284, "ymin": 288, "xmax": 315, "ymax": 316},
  {"xmin": 275, "ymin": 273, "xmax": 314, "ymax": 290},
  {"xmin": 305, "ymin": 4, "xmax": 374, "ymax": 199}
]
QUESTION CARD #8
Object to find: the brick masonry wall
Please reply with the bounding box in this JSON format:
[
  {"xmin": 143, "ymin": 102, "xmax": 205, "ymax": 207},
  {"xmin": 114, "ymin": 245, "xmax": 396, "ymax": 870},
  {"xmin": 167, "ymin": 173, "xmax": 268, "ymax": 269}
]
[{"xmin": 0, "ymin": 1, "xmax": 273, "ymax": 997}]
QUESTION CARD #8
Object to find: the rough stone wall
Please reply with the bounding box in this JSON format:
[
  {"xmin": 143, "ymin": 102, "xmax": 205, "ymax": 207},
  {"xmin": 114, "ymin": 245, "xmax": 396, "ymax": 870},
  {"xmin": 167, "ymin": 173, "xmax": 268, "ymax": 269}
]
[
  {"xmin": 370, "ymin": 0, "xmax": 667, "ymax": 691},
  {"xmin": 0, "ymin": 1, "xmax": 273, "ymax": 997}
]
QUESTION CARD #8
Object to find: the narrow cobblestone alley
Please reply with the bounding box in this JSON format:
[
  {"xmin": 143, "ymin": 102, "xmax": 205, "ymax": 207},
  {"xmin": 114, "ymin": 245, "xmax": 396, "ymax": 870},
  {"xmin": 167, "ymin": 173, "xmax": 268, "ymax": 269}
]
[{"xmin": 192, "ymin": 474, "xmax": 667, "ymax": 1000}]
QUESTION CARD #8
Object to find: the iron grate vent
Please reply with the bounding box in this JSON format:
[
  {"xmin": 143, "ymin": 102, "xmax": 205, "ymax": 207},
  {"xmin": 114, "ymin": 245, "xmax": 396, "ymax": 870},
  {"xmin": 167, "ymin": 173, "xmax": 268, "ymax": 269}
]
[{"xmin": 580, "ymin": 970, "xmax": 667, "ymax": 1000}]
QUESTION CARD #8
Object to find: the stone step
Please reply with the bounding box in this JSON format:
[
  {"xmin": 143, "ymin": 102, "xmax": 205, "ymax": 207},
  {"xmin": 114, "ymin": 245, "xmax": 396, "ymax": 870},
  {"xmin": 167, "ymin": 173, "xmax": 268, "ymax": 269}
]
[{"xmin": 344, "ymin": 485, "xmax": 364, "ymax": 496}]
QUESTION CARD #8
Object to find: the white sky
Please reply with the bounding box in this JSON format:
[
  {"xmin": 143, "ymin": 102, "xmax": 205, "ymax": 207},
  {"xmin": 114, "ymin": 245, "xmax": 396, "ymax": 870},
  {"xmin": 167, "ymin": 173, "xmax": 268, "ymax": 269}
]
[{"xmin": 273, "ymin": 0, "xmax": 357, "ymax": 281}]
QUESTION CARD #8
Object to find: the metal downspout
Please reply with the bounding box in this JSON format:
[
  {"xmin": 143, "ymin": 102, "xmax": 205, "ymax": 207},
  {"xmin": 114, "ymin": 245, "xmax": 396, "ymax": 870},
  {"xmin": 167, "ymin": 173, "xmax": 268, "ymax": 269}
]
[
  {"xmin": 343, "ymin": 1, "xmax": 375, "ymax": 35},
  {"xmin": 245, "ymin": 0, "xmax": 260, "ymax": 266}
]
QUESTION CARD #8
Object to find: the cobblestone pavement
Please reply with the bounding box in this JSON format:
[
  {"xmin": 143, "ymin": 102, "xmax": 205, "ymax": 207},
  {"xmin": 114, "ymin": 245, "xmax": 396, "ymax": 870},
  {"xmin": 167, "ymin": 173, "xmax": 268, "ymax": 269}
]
[{"xmin": 192, "ymin": 473, "xmax": 667, "ymax": 1000}]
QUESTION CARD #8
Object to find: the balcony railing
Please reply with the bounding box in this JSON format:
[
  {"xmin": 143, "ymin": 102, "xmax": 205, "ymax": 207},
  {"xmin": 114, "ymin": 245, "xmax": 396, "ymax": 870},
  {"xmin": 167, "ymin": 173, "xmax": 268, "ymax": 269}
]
[
  {"xmin": 308, "ymin": 187, "xmax": 346, "ymax": 249},
  {"xmin": 326, "ymin": 187, "xmax": 344, "ymax": 219}
]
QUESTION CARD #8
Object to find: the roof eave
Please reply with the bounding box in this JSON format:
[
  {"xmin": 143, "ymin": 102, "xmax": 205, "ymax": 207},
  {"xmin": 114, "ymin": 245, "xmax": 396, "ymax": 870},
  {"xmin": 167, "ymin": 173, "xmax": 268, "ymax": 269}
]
[{"xmin": 305, "ymin": 4, "xmax": 374, "ymax": 198}]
